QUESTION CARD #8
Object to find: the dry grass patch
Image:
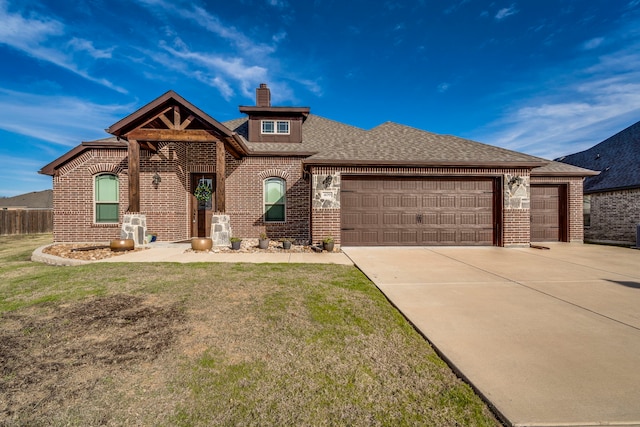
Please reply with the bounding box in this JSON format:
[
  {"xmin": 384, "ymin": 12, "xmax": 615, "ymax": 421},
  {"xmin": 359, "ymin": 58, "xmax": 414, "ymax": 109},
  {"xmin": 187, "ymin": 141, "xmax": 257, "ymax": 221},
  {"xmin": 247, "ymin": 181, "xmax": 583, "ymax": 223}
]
[{"xmin": 0, "ymin": 235, "xmax": 500, "ymax": 426}]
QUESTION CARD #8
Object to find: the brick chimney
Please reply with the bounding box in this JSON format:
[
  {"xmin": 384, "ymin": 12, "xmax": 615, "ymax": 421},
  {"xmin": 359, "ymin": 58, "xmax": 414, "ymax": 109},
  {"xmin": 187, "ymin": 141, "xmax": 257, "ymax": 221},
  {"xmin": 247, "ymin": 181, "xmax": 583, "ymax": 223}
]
[{"xmin": 256, "ymin": 83, "xmax": 271, "ymax": 107}]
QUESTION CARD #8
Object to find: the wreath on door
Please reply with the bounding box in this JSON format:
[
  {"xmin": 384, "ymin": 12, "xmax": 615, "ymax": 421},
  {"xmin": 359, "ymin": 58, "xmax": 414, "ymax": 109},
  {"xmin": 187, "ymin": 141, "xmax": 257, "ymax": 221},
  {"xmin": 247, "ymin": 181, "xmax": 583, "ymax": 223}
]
[{"xmin": 194, "ymin": 181, "xmax": 213, "ymax": 202}]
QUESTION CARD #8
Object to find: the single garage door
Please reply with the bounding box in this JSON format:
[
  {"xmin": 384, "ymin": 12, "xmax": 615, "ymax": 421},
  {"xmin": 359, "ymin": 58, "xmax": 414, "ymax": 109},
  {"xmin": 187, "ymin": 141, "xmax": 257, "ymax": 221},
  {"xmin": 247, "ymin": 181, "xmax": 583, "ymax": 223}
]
[
  {"xmin": 341, "ymin": 177, "xmax": 496, "ymax": 246},
  {"xmin": 530, "ymin": 184, "xmax": 566, "ymax": 242}
]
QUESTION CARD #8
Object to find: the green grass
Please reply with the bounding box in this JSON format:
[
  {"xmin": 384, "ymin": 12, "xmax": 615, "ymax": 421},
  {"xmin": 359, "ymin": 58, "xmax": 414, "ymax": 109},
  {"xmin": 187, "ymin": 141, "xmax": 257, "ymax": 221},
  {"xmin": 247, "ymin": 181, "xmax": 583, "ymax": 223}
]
[{"xmin": 0, "ymin": 234, "xmax": 500, "ymax": 426}]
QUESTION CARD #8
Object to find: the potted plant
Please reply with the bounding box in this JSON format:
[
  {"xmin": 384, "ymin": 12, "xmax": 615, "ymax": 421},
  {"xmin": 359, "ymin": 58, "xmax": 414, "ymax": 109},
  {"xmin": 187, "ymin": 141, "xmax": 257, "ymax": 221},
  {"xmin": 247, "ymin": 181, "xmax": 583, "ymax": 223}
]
[
  {"xmin": 280, "ymin": 238, "xmax": 293, "ymax": 250},
  {"xmin": 258, "ymin": 232, "xmax": 269, "ymax": 249},
  {"xmin": 230, "ymin": 237, "xmax": 242, "ymax": 250},
  {"xmin": 322, "ymin": 236, "xmax": 335, "ymax": 252}
]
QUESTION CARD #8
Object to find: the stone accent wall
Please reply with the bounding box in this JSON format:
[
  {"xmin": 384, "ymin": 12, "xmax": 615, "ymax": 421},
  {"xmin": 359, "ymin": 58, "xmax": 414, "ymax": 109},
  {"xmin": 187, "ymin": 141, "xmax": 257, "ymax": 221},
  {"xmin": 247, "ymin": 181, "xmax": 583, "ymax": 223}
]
[
  {"xmin": 312, "ymin": 173, "xmax": 341, "ymax": 208},
  {"xmin": 504, "ymin": 174, "xmax": 530, "ymax": 209},
  {"xmin": 586, "ymin": 188, "xmax": 640, "ymax": 245},
  {"xmin": 210, "ymin": 214, "xmax": 232, "ymax": 246},
  {"xmin": 120, "ymin": 213, "xmax": 147, "ymax": 246}
]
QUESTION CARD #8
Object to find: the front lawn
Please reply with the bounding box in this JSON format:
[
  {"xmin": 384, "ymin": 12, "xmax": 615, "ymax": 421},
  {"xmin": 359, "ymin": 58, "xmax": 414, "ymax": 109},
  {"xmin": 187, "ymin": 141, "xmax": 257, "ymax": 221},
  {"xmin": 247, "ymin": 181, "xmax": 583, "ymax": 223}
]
[{"xmin": 0, "ymin": 234, "xmax": 499, "ymax": 426}]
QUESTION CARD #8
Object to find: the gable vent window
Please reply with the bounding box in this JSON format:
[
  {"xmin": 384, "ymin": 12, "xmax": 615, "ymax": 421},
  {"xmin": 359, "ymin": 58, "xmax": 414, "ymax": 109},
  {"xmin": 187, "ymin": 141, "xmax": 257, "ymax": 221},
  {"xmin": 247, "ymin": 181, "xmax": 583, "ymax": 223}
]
[{"xmin": 261, "ymin": 120, "xmax": 290, "ymax": 135}]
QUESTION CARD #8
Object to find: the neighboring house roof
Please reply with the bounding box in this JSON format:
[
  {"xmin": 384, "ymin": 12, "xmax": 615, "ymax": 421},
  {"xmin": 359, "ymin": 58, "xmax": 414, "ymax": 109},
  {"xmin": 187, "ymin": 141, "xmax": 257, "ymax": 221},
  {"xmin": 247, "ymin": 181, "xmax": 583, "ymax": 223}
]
[
  {"xmin": 0, "ymin": 189, "xmax": 53, "ymax": 209},
  {"xmin": 557, "ymin": 120, "xmax": 640, "ymax": 193}
]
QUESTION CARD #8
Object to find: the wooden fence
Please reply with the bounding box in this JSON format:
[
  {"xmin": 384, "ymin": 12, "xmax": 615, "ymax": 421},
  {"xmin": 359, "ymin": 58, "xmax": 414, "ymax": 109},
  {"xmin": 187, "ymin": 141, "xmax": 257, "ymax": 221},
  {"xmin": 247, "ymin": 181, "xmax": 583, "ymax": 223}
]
[{"xmin": 0, "ymin": 210, "xmax": 53, "ymax": 235}]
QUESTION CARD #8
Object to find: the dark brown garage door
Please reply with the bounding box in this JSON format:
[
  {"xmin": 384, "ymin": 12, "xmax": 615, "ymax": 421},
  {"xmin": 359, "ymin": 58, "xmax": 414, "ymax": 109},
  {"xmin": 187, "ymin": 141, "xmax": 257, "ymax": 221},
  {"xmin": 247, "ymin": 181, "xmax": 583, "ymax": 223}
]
[
  {"xmin": 530, "ymin": 184, "xmax": 566, "ymax": 242},
  {"xmin": 341, "ymin": 177, "xmax": 495, "ymax": 246}
]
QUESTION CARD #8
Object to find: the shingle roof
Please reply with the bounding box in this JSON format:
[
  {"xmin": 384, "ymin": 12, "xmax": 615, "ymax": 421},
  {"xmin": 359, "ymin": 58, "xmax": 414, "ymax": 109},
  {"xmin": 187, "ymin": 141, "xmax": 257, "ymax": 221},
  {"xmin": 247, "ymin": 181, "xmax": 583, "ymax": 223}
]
[
  {"xmin": 0, "ymin": 190, "xmax": 53, "ymax": 209},
  {"xmin": 531, "ymin": 160, "xmax": 599, "ymax": 176},
  {"xmin": 226, "ymin": 115, "xmax": 558, "ymax": 168},
  {"xmin": 557, "ymin": 120, "xmax": 640, "ymax": 192}
]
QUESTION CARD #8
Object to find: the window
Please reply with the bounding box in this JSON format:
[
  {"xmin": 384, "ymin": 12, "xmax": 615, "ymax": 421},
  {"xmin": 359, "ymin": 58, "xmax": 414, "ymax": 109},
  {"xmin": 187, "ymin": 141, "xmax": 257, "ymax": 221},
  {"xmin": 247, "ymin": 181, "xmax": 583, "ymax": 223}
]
[
  {"xmin": 261, "ymin": 120, "xmax": 290, "ymax": 135},
  {"xmin": 95, "ymin": 174, "xmax": 119, "ymax": 223},
  {"xmin": 264, "ymin": 177, "xmax": 285, "ymax": 222},
  {"xmin": 277, "ymin": 121, "xmax": 289, "ymax": 134},
  {"xmin": 583, "ymin": 195, "xmax": 591, "ymax": 227}
]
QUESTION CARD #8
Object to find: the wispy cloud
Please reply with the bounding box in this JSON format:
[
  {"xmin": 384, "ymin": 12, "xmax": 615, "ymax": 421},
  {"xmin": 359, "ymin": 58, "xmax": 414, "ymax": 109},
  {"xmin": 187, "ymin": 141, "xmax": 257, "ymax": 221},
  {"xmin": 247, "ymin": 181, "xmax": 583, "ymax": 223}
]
[
  {"xmin": 582, "ymin": 37, "xmax": 605, "ymax": 50},
  {"xmin": 444, "ymin": 0, "xmax": 470, "ymax": 15},
  {"xmin": 0, "ymin": 89, "xmax": 133, "ymax": 147},
  {"xmin": 495, "ymin": 4, "xmax": 518, "ymax": 20},
  {"xmin": 471, "ymin": 45, "xmax": 640, "ymax": 158},
  {"xmin": 437, "ymin": 82, "xmax": 451, "ymax": 93},
  {"xmin": 0, "ymin": 1, "xmax": 125, "ymax": 93},
  {"xmin": 157, "ymin": 39, "xmax": 268, "ymax": 99},
  {"xmin": 134, "ymin": 0, "xmax": 302, "ymax": 101}
]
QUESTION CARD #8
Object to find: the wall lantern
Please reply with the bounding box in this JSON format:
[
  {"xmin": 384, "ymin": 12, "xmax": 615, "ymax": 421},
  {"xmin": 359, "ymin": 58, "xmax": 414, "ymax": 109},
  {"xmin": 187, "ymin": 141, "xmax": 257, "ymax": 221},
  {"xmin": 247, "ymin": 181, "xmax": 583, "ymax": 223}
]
[
  {"xmin": 508, "ymin": 175, "xmax": 523, "ymax": 186},
  {"xmin": 152, "ymin": 172, "xmax": 162, "ymax": 187}
]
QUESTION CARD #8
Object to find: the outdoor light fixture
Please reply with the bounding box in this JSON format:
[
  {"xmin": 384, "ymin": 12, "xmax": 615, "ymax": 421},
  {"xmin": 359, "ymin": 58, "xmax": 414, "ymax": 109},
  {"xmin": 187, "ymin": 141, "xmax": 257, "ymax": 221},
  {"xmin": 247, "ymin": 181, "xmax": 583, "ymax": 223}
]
[
  {"xmin": 152, "ymin": 172, "xmax": 161, "ymax": 187},
  {"xmin": 508, "ymin": 175, "xmax": 523, "ymax": 186}
]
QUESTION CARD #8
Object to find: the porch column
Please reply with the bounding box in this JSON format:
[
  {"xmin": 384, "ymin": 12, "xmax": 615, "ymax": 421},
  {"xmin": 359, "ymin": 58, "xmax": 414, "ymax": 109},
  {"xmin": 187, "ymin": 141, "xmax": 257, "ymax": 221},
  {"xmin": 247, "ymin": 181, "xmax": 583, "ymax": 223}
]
[
  {"xmin": 128, "ymin": 139, "xmax": 140, "ymax": 212},
  {"xmin": 216, "ymin": 140, "xmax": 226, "ymax": 212}
]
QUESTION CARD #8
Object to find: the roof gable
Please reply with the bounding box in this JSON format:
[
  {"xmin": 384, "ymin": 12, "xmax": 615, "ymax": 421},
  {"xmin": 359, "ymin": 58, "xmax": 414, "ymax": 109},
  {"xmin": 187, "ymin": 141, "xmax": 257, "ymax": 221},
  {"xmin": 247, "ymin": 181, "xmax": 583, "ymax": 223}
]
[
  {"xmin": 106, "ymin": 90, "xmax": 247, "ymax": 158},
  {"xmin": 558, "ymin": 120, "xmax": 640, "ymax": 192},
  {"xmin": 108, "ymin": 90, "xmax": 234, "ymax": 139}
]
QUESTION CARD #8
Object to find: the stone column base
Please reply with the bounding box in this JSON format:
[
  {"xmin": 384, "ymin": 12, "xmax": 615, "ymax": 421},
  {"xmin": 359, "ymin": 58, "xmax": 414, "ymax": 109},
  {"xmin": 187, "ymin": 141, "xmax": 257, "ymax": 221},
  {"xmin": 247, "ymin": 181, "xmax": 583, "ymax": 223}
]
[
  {"xmin": 121, "ymin": 213, "xmax": 147, "ymax": 247},
  {"xmin": 211, "ymin": 214, "xmax": 232, "ymax": 247}
]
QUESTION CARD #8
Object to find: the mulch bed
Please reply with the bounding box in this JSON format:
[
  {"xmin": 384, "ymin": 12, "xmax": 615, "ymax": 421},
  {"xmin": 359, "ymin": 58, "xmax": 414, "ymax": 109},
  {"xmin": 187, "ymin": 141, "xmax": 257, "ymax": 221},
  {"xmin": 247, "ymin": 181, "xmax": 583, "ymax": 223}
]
[{"xmin": 42, "ymin": 239, "xmax": 326, "ymax": 260}]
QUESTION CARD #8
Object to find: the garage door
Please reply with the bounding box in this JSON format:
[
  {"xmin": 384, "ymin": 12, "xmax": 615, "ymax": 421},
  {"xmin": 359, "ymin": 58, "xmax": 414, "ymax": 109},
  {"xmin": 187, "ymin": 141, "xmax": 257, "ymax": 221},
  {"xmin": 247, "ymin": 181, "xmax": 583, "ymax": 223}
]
[
  {"xmin": 341, "ymin": 177, "xmax": 495, "ymax": 246},
  {"xmin": 530, "ymin": 184, "xmax": 566, "ymax": 242}
]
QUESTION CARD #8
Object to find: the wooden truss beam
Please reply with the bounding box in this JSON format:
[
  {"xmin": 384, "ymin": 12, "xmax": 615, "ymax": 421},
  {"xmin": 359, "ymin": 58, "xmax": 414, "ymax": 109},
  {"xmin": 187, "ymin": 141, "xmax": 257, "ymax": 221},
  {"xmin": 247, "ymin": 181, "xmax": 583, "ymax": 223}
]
[
  {"xmin": 127, "ymin": 129, "xmax": 220, "ymax": 142},
  {"xmin": 125, "ymin": 129, "xmax": 243, "ymax": 159}
]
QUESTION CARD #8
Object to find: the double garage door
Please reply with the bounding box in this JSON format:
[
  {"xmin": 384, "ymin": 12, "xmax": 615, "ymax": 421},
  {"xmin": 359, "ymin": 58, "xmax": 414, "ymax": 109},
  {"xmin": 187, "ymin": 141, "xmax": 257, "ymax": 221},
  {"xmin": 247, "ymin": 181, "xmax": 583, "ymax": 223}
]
[{"xmin": 341, "ymin": 177, "xmax": 496, "ymax": 246}]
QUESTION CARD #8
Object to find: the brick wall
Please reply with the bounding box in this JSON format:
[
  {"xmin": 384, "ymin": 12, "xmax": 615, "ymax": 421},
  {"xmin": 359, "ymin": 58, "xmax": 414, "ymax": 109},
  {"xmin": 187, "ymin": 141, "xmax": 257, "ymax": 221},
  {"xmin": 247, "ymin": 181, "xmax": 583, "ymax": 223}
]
[
  {"xmin": 225, "ymin": 156, "xmax": 309, "ymax": 242},
  {"xmin": 53, "ymin": 149, "xmax": 127, "ymax": 242},
  {"xmin": 586, "ymin": 188, "xmax": 640, "ymax": 245},
  {"xmin": 502, "ymin": 210, "xmax": 530, "ymax": 246},
  {"xmin": 51, "ymin": 142, "xmax": 311, "ymax": 243},
  {"xmin": 51, "ymin": 143, "xmax": 588, "ymax": 247}
]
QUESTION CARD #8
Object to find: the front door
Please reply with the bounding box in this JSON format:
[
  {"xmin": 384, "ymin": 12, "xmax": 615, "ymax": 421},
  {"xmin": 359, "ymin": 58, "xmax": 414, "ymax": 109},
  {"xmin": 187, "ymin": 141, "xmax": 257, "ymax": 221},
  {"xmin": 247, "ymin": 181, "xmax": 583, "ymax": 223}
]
[{"xmin": 191, "ymin": 174, "xmax": 216, "ymax": 237}]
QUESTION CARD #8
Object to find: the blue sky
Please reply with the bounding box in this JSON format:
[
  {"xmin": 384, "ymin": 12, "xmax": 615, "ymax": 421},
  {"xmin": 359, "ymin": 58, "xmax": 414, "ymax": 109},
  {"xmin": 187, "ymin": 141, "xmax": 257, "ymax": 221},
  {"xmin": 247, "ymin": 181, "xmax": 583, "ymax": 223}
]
[{"xmin": 1, "ymin": 0, "xmax": 639, "ymax": 197}]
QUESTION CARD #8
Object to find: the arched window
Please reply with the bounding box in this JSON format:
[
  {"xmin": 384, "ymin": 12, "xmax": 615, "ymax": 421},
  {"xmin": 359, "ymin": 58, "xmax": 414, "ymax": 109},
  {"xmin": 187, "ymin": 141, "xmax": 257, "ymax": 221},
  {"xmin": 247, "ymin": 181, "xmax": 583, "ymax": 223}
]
[
  {"xmin": 95, "ymin": 174, "xmax": 119, "ymax": 223},
  {"xmin": 264, "ymin": 177, "xmax": 285, "ymax": 222}
]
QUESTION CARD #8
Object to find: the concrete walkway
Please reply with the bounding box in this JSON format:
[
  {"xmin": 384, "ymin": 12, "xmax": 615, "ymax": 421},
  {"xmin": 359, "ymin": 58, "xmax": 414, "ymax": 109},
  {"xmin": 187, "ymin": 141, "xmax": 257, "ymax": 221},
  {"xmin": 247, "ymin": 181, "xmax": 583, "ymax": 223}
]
[{"xmin": 342, "ymin": 244, "xmax": 640, "ymax": 427}]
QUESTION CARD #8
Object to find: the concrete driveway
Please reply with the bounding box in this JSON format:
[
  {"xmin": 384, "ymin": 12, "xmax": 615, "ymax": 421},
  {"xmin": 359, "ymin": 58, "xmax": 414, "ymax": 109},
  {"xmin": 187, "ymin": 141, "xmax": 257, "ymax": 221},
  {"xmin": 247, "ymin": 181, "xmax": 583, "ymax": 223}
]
[{"xmin": 342, "ymin": 244, "xmax": 640, "ymax": 427}]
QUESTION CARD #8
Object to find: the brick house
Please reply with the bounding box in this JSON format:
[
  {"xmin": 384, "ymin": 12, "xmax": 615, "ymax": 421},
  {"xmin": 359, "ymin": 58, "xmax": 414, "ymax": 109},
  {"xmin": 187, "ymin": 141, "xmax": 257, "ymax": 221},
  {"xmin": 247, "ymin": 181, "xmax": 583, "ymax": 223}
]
[
  {"xmin": 558, "ymin": 120, "xmax": 640, "ymax": 246},
  {"xmin": 40, "ymin": 85, "xmax": 596, "ymax": 247}
]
